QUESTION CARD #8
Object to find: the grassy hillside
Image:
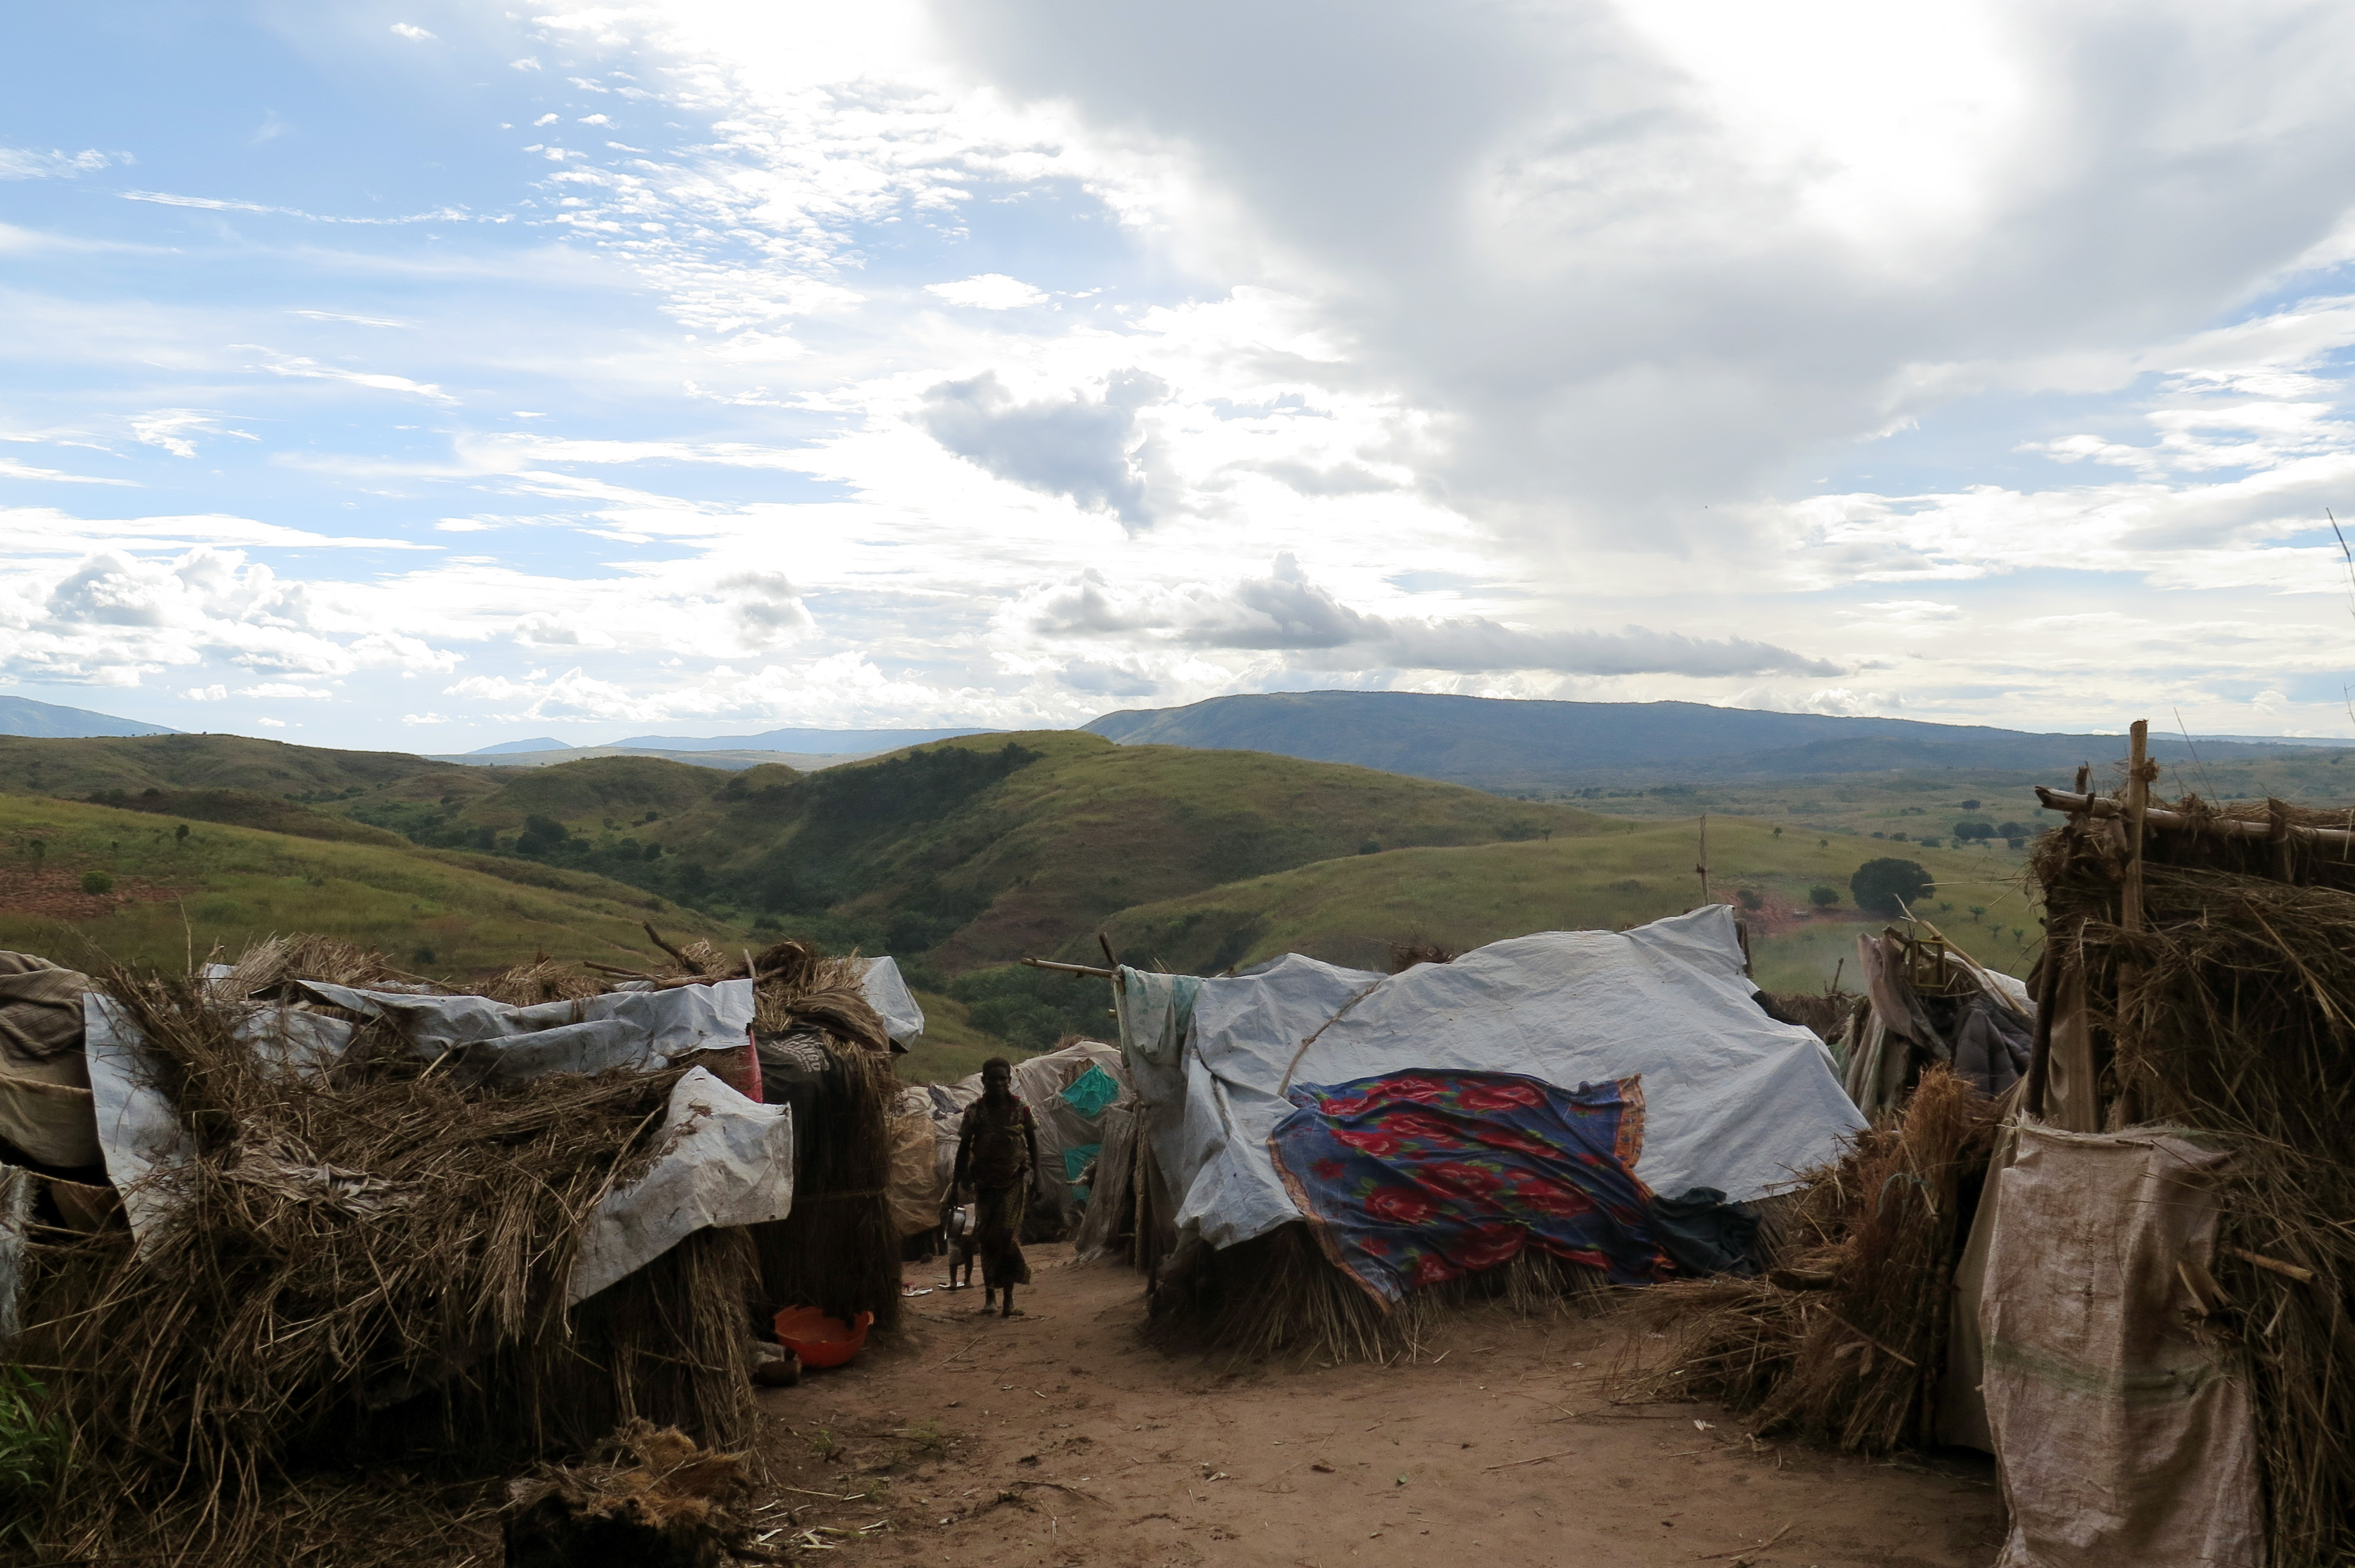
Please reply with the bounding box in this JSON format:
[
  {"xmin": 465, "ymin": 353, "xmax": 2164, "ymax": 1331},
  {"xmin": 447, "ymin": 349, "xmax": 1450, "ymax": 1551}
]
[
  {"xmin": 1093, "ymin": 814, "xmax": 2037, "ymax": 989},
  {"xmin": 0, "ymin": 732, "xmax": 492, "ymax": 803},
  {"xmin": 359, "ymin": 732, "xmax": 1613, "ymax": 971},
  {"xmin": 0, "ymin": 791, "xmax": 735, "ymax": 977}
]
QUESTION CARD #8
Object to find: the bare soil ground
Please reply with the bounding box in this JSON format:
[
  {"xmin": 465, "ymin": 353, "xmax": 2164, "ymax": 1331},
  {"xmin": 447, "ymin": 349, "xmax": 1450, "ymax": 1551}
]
[{"xmin": 742, "ymin": 1244, "xmax": 2002, "ymax": 1567}]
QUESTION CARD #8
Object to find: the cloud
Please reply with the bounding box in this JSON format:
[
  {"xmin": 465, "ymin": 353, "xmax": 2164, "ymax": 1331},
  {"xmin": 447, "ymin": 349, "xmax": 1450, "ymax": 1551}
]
[
  {"xmin": 288, "ymin": 309, "xmax": 412, "ymax": 327},
  {"xmin": 389, "ymin": 23, "xmax": 438, "ymax": 41},
  {"xmin": 933, "ymin": 2, "xmax": 2355, "ymax": 544},
  {"xmin": 132, "ymin": 410, "xmax": 258, "ymax": 459},
  {"xmin": 927, "ymin": 274, "xmax": 1048, "ymax": 310},
  {"xmin": 917, "ymin": 370, "xmax": 1167, "ymax": 526},
  {"xmin": 241, "ymin": 350, "xmax": 455, "ymax": 403},
  {"xmin": 1024, "ymin": 556, "xmax": 1837, "ymax": 677},
  {"xmin": 0, "ymin": 459, "xmax": 133, "ymax": 486},
  {"xmin": 0, "ymin": 147, "xmax": 111, "ymax": 180},
  {"xmin": 1727, "ymin": 686, "xmax": 1903, "ymax": 718}
]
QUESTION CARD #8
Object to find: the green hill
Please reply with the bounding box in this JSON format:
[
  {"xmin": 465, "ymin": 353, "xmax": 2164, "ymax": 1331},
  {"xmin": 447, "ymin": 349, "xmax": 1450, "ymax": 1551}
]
[
  {"xmin": 0, "ymin": 791, "xmax": 734, "ymax": 978},
  {"xmin": 0, "ymin": 732, "xmax": 490, "ymax": 802},
  {"xmin": 372, "ymin": 732, "xmax": 1616, "ymax": 969},
  {"xmin": 1092, "ymin": 815, "xmax": 2038, "ymax": 990}
]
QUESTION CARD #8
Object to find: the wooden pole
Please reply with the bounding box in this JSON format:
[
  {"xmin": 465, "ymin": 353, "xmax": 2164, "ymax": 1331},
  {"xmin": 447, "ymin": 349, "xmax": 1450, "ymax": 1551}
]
[
  {"xmin": 2030, "ymin": 789, "xmax": 2355, "ymax": 848},
  {"xmin": 1696, "ymin": 813, "xmax": 1710, "ymax": 905},
  {"xmin": 2122, "ymin": 720, "xmax": 2149, "ymax": 934},
  {"xmin": 1021, "ymin": 957, "xmax": 1116, "ymax": 978}
]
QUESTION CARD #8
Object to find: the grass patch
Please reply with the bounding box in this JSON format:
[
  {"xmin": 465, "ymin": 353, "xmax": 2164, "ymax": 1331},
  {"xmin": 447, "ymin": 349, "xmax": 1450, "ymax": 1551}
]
[{"xmin": 0, "ymin": 792, "xmax": 735, "ymax": 976}]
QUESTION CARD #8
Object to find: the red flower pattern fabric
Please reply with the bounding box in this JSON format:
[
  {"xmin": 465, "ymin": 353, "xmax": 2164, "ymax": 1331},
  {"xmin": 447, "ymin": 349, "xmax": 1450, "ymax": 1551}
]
[{"xmin": 1270, "ymin": 1071, "xmax": 1669, "ymax": 1304}]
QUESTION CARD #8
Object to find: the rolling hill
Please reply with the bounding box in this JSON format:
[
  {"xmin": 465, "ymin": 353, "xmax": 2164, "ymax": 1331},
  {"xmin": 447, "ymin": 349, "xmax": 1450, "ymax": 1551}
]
[
  {"xmin": 1090, "ymin": 816, "xmax": 2036, "ymax": 992},
  {"xmin": 0, "ymin": 790, "xmax": 735, "ymax": 977},
  {"xmin": 1084, "ymin": 691, "xmax": 2301, "ymax": 792},
  {"xmin": 354, "ymin": 732, "xmax": 1614, "ymax": 970}
]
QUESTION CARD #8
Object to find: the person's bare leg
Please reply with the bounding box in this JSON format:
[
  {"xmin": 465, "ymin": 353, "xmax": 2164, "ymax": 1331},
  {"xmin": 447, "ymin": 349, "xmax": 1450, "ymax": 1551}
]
[{"xmin": 1001, "ymin": 1284, "xmax": 1016, "ymax": 1317}]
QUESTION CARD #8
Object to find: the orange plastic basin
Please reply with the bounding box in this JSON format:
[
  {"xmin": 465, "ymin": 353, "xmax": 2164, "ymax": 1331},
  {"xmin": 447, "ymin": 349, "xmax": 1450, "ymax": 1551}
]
[{"xmin": 772, "ymin": 1305, "xmax": 874, "ymax": 1369}]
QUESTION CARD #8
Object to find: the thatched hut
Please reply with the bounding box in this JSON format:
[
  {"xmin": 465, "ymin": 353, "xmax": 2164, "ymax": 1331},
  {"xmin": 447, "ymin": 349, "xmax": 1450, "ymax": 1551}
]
[{"xmin": 0, "ymin": 931, "xmax": 919, "ymax": 1565}]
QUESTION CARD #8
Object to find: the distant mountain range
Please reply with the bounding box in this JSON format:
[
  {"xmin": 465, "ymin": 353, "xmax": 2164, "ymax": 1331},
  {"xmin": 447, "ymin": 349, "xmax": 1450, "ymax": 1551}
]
[
  {"xmin": 0, "ymin": 695, "xmax": 178, "ymax": 739},
  {"xmin": 604, "ymin": 726, "xmax": 999, "ymax": 752},
  {"xmin": 1082, "ymin": 691, "xmax": 2322, "ymax": 790}
]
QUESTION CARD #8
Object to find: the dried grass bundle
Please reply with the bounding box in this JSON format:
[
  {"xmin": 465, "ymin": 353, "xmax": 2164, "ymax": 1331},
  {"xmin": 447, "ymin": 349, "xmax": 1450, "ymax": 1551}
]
[
  {"xmin": 749, "ymin": 1040, "xmax": 901, "ymax": 1334},
  {"xmin": 1624, "ymin": 1068, "xmax": 1997, "ymax": 1454},
  {"xmin": 14, "ymin": 966, "xmax": 757, "ymax": 1566},
  {"xmin": 475, "ymin": 954, "xmax": 609, "ymax": 1005},
  {"xmin": 1149, "ymin": 1221, "xmax": 1613, "ymax": 1364},
  {"xmin": 217, "ymin": 932, "xmax": 442, "ymax": 999}
]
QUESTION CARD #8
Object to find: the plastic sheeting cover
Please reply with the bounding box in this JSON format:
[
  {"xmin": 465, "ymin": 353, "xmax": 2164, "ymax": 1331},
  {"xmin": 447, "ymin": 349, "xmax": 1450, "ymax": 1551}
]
[
  {"xmin": 860, "ymin": 958, "xmax": 926, "ymax": 1045},
  {"xmin": 566, "ymin": 1067, "xmax": 794, "ymax": 1305},
  {"xmin": 1136, "ymin": 907, "xmax": 1865, "ymax": 1253},
  {"xmin": 294, "ymin": 978, "xmax": 753, "ymax": 1067}
]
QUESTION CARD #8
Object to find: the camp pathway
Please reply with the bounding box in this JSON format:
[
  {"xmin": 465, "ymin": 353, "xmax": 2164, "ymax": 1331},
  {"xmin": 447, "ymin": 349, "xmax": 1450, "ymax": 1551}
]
[{"xmin": 745, "ymin": 1244, "xmax": 2001, "ymax": 1567}]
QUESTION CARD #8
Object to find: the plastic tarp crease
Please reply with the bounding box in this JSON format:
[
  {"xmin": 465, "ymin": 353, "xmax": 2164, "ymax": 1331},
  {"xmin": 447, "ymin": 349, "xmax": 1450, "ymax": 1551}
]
[
  {"xmin": 292, "ymin": 978, "xmax": 754, "ymax": 1067},
  {"xmin": 1124, "ymin": 909, "xmax": 1865, "ymax": 1255}
]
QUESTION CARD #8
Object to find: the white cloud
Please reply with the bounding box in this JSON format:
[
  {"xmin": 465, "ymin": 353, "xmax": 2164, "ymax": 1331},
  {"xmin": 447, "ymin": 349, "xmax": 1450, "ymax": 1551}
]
[
  {"xmin": 0, "ymin": 459, "xmax": 133, "ymax": 486},
  {"xmin": 241, "ymin": 350, "xmax": 456, "ymax": 404},
  {"xmin": 390, "ymin": 23, "xmax": 438, "ymax": 41},
  {"xmin": 0, "ymin": 147, "xmax": 111, "ymax": 180},
  {"xmin": 927, "ymin": 274, "xmax": 1049, "ymax": 310},
  {"xmin": 288, "ymin": 309, "xmax": 413, "ymax": 328},
  {"xmin": 1017, "ymin": 556, "xmax": 1837, "ymax": 677},
  {"xmin": 132, "ymin": 410, "xmax": 257, "ymax": 460}
]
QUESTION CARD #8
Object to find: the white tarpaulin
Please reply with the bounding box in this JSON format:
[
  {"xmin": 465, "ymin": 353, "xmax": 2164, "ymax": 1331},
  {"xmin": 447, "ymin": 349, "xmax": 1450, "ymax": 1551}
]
[
  {"xmin": 291, "ymin": 978, "xmax": 754, "ymax": 1069},
  {"xmin": 84, "ymin": 987, "xmax": 792, "ymax": 1303},
  {"xmin": 1126, "ymin": 906, "xmax": 1865, "ymax": 1253},
  {"xmin": 566, "ymin": 1067, "xmax": 794, "ymax": 1304},
  {"xmin": 859, "ymin": 958, "xmax": 926, "ymax": 1046}
]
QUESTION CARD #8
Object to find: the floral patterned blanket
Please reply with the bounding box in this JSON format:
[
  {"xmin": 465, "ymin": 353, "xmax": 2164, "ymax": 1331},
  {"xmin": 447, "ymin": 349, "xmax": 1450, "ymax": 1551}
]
[{"xmin": 1269, "ymin": 1070, "xmax": 1669, "ymax": 1304}]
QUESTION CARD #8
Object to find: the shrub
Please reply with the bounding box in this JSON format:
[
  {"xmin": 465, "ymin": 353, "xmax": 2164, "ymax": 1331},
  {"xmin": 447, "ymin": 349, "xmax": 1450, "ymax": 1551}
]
[
  {"xmin": 0, "ymin": 1367, "xmax": 68, "ymax": 1542},
  {"xmin": 411, "ymin": 944, "xmax": 436, "ymax": 965},
  {"xmin": 1736, "ymin": 888, "xmax": 1763, "ymax": 911},
  {"xmin": 1808, "ymin": 885, "xmax": 1840, "ymax": 909},
  {"xmin": 1959, "ymin": 799, "xmax": 1981, "ymax": 810},
  {"xmin": 1850, "ymin": 857, "xmax": 1932, "ymax": 919},
  {"xmin": 1358, "ymin": 838, "xmax": 1381, "ymax": 855},
  {"xmin": 78, "ymin": 871, "xmax": 112, "ymax": 895}
]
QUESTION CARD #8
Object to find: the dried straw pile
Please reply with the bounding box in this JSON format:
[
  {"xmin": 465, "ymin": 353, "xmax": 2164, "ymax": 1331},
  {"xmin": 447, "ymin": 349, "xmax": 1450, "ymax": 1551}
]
[
  {"xmin": 1621, "ymin": 1067, "xmax": 1997, "ymax": 1454},
  {"xmin": 2032, "ymin": 799, "xmax": 2355, "ymax": 1565},
  {"xmin": 14, "ymin": 963, "xmax": 758, "ymax": 1566},
  {"xmin": 1150, "ymin": 1222, "xmax": 1612, "ymax": 1364}
]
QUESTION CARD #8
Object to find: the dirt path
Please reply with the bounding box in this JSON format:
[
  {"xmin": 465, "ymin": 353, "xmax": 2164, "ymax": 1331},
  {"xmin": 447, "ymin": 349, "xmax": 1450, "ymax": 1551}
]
[{"xmin": 744, "ymin": 1245, "xmax": 2001, "ymax": 1567}]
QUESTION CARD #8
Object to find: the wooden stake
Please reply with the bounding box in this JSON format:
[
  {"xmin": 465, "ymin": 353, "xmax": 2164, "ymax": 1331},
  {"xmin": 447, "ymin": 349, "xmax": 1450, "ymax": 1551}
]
[
  {"xmin": 1696, "ymin": 813, "xmax": 1710, "ymax": 905},
  {"xmin": 2122, "ymin": 720, "xmax": 2150, "ymax": 935}
]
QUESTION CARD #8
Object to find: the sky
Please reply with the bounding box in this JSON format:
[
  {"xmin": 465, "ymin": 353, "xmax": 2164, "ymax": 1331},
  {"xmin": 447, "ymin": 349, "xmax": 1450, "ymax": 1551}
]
[{"xmin": 8, "ymin": 1, "xmax": 2355, "ymax": 751}]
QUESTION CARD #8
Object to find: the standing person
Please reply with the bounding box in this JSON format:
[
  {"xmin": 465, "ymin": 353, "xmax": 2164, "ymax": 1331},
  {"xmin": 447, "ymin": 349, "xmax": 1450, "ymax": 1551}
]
[{"xmin": 952, "ymin": 1057, "xmax": 1039, "ymax": 1318}]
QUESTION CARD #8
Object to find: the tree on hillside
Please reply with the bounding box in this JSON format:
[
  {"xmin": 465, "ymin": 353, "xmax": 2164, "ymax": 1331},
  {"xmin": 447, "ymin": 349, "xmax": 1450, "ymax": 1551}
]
[
  {"xmin": 1850, "ymin": 857, "xmax": 1932, "ymax": 919},
  {"xmin": 1808, "ymin": 885, "xmax": 1840, "ymax": 909}
]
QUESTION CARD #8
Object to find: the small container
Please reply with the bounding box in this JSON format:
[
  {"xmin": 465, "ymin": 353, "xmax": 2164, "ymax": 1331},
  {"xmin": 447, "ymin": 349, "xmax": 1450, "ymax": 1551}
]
[{"xmin": 771, "ymin": 1305, "xmax": 874, "ymax": 1368}]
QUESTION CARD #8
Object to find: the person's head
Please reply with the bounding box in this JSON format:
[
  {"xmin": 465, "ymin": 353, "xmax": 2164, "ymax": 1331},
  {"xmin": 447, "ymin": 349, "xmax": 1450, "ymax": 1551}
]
[{"xmin": 982, "ymin": 1055, "xmax": 1012, "ymax": 1101}]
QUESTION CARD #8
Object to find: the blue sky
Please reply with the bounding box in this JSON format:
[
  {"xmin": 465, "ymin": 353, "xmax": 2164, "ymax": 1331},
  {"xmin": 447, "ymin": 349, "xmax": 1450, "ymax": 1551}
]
[{"xmin": 8, "ymin": 1, "xmax": 2355, "ymax": 750}]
